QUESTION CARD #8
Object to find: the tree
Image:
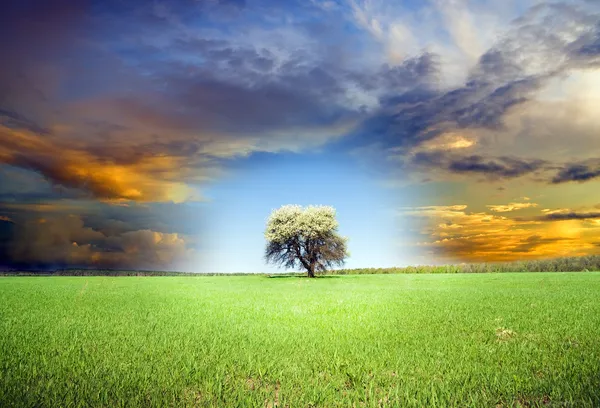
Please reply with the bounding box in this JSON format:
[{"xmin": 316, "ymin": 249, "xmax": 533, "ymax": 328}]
[{"xmin": 264, "ymin": 205, "xmax": 348, "ymax": 277}]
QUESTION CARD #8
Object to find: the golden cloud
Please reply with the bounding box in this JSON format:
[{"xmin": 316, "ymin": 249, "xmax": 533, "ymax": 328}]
[
  {"xmin": 417, "ymin": 131, "xmax": 477, "ymax": 151},
  {"xmin": 486, "ymin": 202, "xmax": 538, "ymax": 212},
  {"xmin": 401, "ymin": 205, "xmax": 600, "ymax": 262},
  {"xmin": 0, "ymin": 124, "xmax": 200, "ymax": 202}
]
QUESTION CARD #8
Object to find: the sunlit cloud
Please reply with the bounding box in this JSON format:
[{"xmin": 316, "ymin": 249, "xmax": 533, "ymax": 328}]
[
  {"xmin": 400, "ymin": 204, "xmax": 600, "ymax": 263},
  {"xmin": 414, "ymin": 131, "xmax": 477, "ymax": 151},
  {"xmin": 487, "ymin": 202, "xmax": 538, "ymax": 213},
  {"xmin": 0, "ymin": 124, "xmax": 201, "ymax": 203}
]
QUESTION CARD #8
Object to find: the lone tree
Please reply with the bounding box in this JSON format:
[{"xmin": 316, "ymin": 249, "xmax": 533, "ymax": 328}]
[{"xmin": 264, "ymin": 205, "xmax": 348, "ymax": 277}]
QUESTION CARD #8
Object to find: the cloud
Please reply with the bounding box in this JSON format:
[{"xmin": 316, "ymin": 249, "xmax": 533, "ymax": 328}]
[
  {"xmin": 408, "ymin": 151, "xmax": 547, "ymax": 180},
  {"xmin": 0, "ymin": 26, "xmax": 445, "ymax": 202},
  {"xmin": 0, "ymin": 178, "xmax": 203, "ymax": 271},
  {"xmin": 104, "ymin": 39, "xmax": 364, "ymax": 138},
  {"xmin": 0, "ymin": 198, "xmax": 205, "ymax": 238},
  {"xmin": 346, "ymin": 0, "xmax": 511, "ymax": 79},
  {"xmin": 447, "ymin": 155, "xmax": 546, "ymax": 178},
  {"xmin": 399, "ymin": 204, "xmax": 600, "ymax": 262},
  {"xmin": 415, "ymin": 131, "xmax": 476, "ymax": 151},
  {"xmin": 398, "ymin": 205, "xmax": 468, "ymax": 215},
  {"xmin": 551, "ymin": 161, "xmax": 600, "ymax": 184},
  {"xmin": 433, "ymin": 0, "xmax": 485, "ymax": 62},
  {"xmin": 7, "ymin": 214, "xmax": 196, "ymax": 270},
  {"xmin": 358, "ymin": 2, "xmax": 600, "ymax": 183},
  {"xmin": 1, "ymin": 1, "xmax": 402, "ymax": 202},
  {"xmin": 487, "ymin": 202, "xmax": 538, "ymax": 213},
  {"xmin": 536, "ymin": 211, "xmax": 600, "ymax": 221},
  {"xmin": 511, "ymin": 234, "xmax": 568, "ymax": 253},
  {"xmin": 0, "ymin": 120, "xmax": 201, "ymax": 202},
  {"xmin": 2, "ymin": 0, "xmax": 598, "ymax": 205}
]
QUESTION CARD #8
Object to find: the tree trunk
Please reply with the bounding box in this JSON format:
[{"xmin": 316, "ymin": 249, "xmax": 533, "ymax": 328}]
[{"xmin": 304, "ymin": 238, "xmax": 316, "ymax": 278}]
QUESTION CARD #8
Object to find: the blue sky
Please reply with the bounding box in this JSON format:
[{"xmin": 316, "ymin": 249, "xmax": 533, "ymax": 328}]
[
  {"xmin": 200, "ymin": 152, "xmax": 405, "ymax": 272},
  {"xmin": 1, "ymin": 0, "xmax": 600, "ymax": 272}
]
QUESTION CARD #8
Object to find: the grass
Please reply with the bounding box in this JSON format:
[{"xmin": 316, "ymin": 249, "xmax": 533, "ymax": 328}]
[{"xmin": 1, "ymin": 273, "xmax": 599, "ymax": 407}]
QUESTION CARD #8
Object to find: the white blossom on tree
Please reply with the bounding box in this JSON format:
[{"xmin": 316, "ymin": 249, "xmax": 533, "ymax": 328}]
[{"xmin": 264, "ymin": 205, "xmax": 348, "ymax": 277}]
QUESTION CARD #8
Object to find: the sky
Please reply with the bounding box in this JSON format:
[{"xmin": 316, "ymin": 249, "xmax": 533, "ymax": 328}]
[{"xmin": 0, "ymin": 0, "xmax": 599, "ymax": 272}]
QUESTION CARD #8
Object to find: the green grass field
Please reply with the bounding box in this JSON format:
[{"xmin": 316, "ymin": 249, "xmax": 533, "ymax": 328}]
[{"xmin": 1, "ymin": 273, "xmax": 599, "ymax": 407}]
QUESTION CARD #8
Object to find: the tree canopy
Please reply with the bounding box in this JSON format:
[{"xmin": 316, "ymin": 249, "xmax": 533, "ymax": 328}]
[{"xmin": 264, "ymin": 205, "xmax": 348, "ymax": 277}]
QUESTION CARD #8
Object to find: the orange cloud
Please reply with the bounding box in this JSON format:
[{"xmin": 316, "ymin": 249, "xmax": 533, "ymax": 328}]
[
  {"xmin": 0, "ymin": 124, "xmax": 200, "ymax": 202},
  {"xmin": 400, "ymin": 205, "xmax": 600, "ymax": 263}
]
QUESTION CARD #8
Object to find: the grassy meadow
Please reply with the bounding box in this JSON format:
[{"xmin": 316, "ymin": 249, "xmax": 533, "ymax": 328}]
[{"xmin": 1, "ymin": 273, "xmax": 599, "ymax": 407}]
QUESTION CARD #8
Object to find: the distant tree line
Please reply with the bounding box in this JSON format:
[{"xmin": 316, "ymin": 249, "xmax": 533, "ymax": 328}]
[
  {"xmin": 0, "ymin": 269, "xmax": 255, "ymax": 277},
  {"xmin": 327, "ymin": 255, "xmax": 600, "ymax": 275},
  {"xmin": 1, "ymin": 255, "xmax": 599, "ymax": 276}
]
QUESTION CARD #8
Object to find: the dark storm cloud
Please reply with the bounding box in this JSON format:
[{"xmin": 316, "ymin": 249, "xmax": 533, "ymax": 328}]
[
  {"xmin": 448, "ymin": 156, "xmax": 546, "ymax": 178},
  {"xmin": 408, "ymin": 152, "xmax": 600, "ymax": 185},
  {"xmin": 6, "ymin": 215, "xmax": 194, "ymax": 271},
  {"xmin": 536, "ymin": 212, "xmax": 600, "ymax": 222},
  {"xmin": 82, "ymin": 202, "xmax": 205, "ymax": 236},
  {"xmin": 410, "ymin": 151, "xmax": 547, "ymax": 180},
  {"xmin": 0, "ymin": 198, "xmax": 203, "ymax": 237},
  {"xmin": 355, "ymin": 53, "xmax": 439, "ymax": 95},
  {"xmin": 450, "ymin": 77, "xmax": 541, "ymax": 129},
  {"xmin": 358, "ymin": 74, "xmax": 545, "ymax": 153},
  {"xmin": 407, "ymin": 152, "xmax": 600, "ymax": 185},
  {"xmin": 169, "ymin": 37, "xmax": 277, "ymax": 73},
  {"xmin": 109, "ymin": 29, "xmax": 420, "ymax": 139},
  {"xmin": 551, "ymin": 161, "xmax": 600, "ymax": 184},
  {"xmin": 129, "ymin": 62, "xmax": 353, "ymax": 135},
  {"xmin": 0, "ymin": 198, "xmax": 203, "ymax": 270},
  {"xmin": 569, "ymin": 19, "xmax": 600, "ymax": 62},
  {"xmin": 363, "ymin": 70, "xmax": 543, "ymax": 151}
]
